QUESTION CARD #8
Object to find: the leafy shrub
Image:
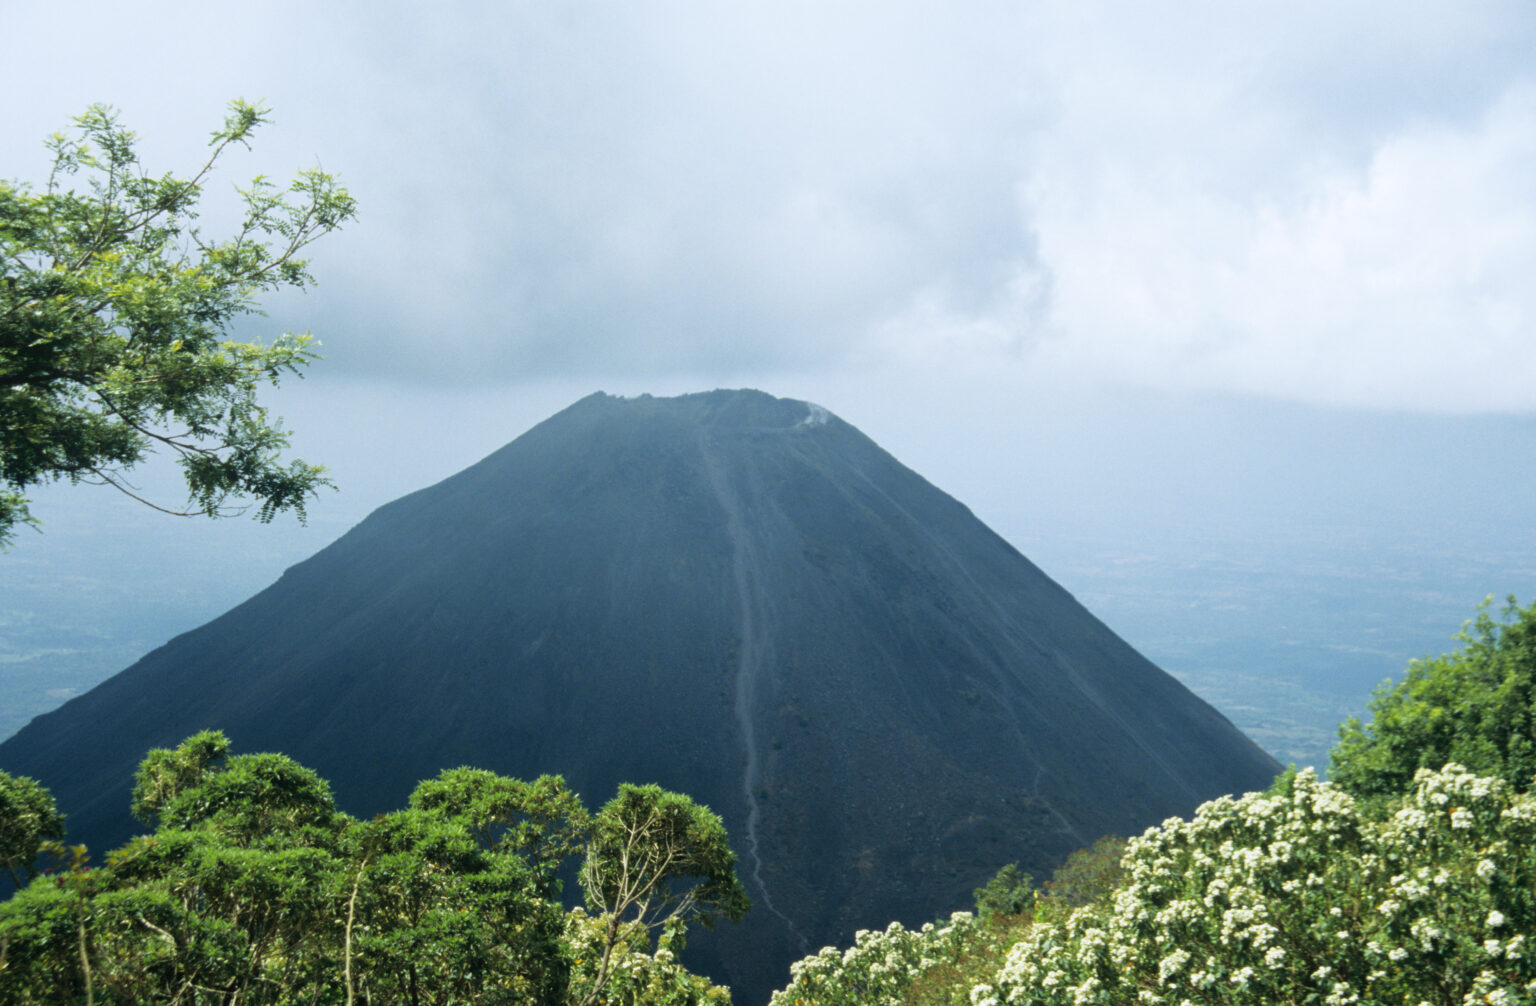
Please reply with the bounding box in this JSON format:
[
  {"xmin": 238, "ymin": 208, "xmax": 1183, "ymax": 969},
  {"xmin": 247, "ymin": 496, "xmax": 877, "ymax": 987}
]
[
  {"xmin": 1038, "ymin": 837, "xmax": 1126, "ymax": 913},
  {"xmin": 1332, "ymin": 595, "xmax": 1536, "ymax": 803},
  {"xmin": 974, "ymin": 864, "xmax": 1034, "ymax": 919}
]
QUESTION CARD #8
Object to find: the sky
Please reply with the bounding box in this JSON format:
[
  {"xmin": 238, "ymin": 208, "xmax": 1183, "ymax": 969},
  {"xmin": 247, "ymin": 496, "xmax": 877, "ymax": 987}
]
[
  {"xmin": 4, "ymin": 1, "xmax": 1536, "ymax": 762},
  {"xmin": 8, "ymin": 0, "xmax": 1536, "ymax": 409}
]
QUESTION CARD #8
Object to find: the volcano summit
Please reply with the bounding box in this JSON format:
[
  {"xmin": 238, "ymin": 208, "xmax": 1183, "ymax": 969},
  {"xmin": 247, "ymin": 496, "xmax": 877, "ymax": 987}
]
[{"xmin": 0, "ymin": 389, "xmax": 1279, "ymax": 1001}]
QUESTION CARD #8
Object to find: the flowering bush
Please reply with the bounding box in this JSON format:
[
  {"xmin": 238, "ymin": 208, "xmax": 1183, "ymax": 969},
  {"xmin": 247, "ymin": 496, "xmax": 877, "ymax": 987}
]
[
  {"xmin": 768, "ymin": 911, "xmax": 978, "ymax": 1006},
  {"xmin": 564, "ymin": 908, "xmax": 731, "ymax": 1006},
  {"xmin": 976, "ymin": 765, "xmax": 1536, "ymax": 1006}
]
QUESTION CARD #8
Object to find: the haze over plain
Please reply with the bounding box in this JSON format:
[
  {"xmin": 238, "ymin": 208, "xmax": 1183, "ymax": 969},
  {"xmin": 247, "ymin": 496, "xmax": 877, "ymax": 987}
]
[{"xmin": 4, "ymin": 1, "xmax": 1536, "ymax": 769}]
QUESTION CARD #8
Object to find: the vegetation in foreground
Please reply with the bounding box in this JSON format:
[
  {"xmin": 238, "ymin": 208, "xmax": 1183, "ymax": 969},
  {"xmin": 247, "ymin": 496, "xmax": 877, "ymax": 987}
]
[
  {"xmin": 0, "ymin": 732, "xmax": 746, "ymax": 1005},
  {"xmin": 771, "ymin": 596, "xmax": 1536, "ymax": 1006},
  {"xmin": 2, "ymin": 606, "xmax": 1530, "ymax": 1005}
]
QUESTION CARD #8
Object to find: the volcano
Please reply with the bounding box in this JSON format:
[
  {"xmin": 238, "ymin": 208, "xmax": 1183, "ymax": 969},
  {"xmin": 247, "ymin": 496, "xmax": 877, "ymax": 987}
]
[{"xmin": 1, "ymin": 389, "xmax": 1278, "ymax": 1002}]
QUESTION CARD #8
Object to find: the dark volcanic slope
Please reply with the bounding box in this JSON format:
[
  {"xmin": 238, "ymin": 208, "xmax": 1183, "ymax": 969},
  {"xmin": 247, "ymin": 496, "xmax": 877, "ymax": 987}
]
[{"xmin": 1, "ymin": 389, "xmax": 1279, "ymax": 1003}]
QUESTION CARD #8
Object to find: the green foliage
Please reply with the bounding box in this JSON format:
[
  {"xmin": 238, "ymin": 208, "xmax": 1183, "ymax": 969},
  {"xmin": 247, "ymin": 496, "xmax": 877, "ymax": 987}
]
[
  {"xmin": 897, "ymin": 914, "xmax": 1037, "ymax": 1006},
  {"xmin": 0, "ymin": 738, "xmax": 744, "ymax": 1005},
  {"xmin": 577, "ymin": 783, "xmax": 751, "ymax": 1006},
  {"xmin": 565, "ymin": 909, "xmax": 731, "ymax": 1006},
  {"xmin": 342, "ymin": 802, "xmax": 569, "ymax": 1004},
  {"xmin": 408, "ymin": 767, "xmax": 591, "ymax": 900},
  {"xmin": 130, "ymin": 729, "xmax": 231, "ymax": 826},
  {"xmin": 772, "ymin": 840, "xmax": 1133, "ymax": 1006},
  {"xmin": 582, "ymin": 783, "xmax": 752, "ymax": 932},
  {"xmin": 1036, "ymin": 836, "xmax": 1125, "ymax": 913},
  {"xmin": 0, "ymin": 100, "xmax": 356, "ymax": 546},
  {"xmin": 1331, "ymin": 594, "xmax": 1536, "ymax": 803},
  {"xmin": 0, "ymin": 772, "xmax": 65, "ymax": 888},
  {"xmin": 165, "ymin": 752, "xmax": 339, "ymax": 839},
  {"xmin": 4, "ymin": 795, "xmax": 348, "ymax": 1002},
  {"xmin": 973, "ymin": 864, "xmax": 1034, "ymax": 920}
]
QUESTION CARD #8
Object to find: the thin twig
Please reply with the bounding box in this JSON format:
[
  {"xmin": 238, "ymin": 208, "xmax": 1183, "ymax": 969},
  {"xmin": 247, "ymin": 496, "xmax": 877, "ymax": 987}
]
[{"xmin": 82, "ymin": 469, "xmax": 203, "ymax": 516}]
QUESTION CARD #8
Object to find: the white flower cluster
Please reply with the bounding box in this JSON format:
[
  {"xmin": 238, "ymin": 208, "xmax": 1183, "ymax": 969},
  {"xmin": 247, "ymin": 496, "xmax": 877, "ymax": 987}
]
[
  {"xmin": 768, "ymin": 912, "xmax": 977, "ymax": 1006},
  {"xmin": 563, "ymin": 908, "xmax": 730, "ymax": 1006},
  {"xmin": 978, "ymin": 766, "xmax": 1536, "ymax": 1006}
]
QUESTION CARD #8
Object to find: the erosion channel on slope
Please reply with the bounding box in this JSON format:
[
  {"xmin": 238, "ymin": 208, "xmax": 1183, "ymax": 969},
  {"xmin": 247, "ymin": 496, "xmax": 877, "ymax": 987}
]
[{"xmin": 700, "ymin": 427, "xmax": 810, "ymax": 953}]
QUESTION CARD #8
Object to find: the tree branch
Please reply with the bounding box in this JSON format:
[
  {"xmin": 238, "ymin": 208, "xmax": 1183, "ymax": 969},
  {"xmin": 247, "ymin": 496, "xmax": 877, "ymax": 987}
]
[
  {"xmin": 77, "ymin": 914, "xmax": 95, "ymax": 1006},
  {"xmin": 344, "ymin": 856, "xmax": 367, "ymax": 1006}
]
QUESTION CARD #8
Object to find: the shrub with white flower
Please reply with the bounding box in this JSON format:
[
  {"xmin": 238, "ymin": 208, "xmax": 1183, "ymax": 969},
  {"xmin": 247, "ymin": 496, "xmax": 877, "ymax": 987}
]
[
  {"xmin": 985, "ymin": 765, "xmax": 1536, "ymax": 1006},
  {"xmin": 768, "ymin": 912, "xmax": 977, "ymax": 1006},
  {"xmin": 564, "ymin": 908, "xmax": 731, "ymax": 1005}
]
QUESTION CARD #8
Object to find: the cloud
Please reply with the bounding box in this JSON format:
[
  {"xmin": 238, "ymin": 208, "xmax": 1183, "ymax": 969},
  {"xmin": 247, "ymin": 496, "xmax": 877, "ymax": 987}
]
[
  {"xmin": 282, "ymin": 1, "xmax": 1046, "ymax": 381},
  {"xmin": 1030, "ymin": 79, "xmax": 1536, "ymax": 410},
  {"xmin": 7, "ymin": 0, "xmax": 1536, "ymax": 410}
]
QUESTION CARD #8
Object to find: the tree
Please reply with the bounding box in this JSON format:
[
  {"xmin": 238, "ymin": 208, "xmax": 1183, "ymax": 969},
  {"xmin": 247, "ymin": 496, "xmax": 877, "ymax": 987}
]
[
  {"xmin": 343, "ymin": 802, "xmax": 570, "ymax": 1005},
  {"xmin": 972, "ymin": 863, "xmax": 1034, "ymax": 919},
  {"xmin": 563, "ymin": 907, "xmax": 732, "ymax": 1006},
  {"xmin": 129, "ymin": 728, "xmax": 232, "ymax": 826},
  {"xmin": 0, "ymin": 772, "xmax": 64, "ymax": 888},
  {"xmin": 3, "ymin": 734, "xmax": 352, "ymax": 1004},
  {"xmin": 407, "ymin": 767, "xmax": 592, "ymax": 900},
  {"xmin": 1330, "ymin": 594, "xmax": 1536, "ymax": 803},
  {"xmin": 576, "ymin": 784, "xmax": 751, "ymax": 1006},
  {"xmin": 0, "ymin": 738, "xmax": 744, "ymax": 1005},
  {"xmin": 0, "ymin": 100, "xmax": 356, "ymax": 546}
]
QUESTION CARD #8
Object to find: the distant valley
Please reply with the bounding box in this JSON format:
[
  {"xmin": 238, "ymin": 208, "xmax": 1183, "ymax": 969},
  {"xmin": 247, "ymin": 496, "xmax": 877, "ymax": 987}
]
[{"xmin": 1028, "ymin": 517, "xmax": 1534, "ymax": 771}]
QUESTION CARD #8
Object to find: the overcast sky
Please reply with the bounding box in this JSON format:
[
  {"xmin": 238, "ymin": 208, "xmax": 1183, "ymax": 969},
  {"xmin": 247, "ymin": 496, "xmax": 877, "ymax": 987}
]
[
  {"xmin": 7, "ymin": 0, "xmax": 1536, "ymax": 555},
  {"xmin": 8, "ymin": 0, "xmax": 1536, "ymax": 414}
]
